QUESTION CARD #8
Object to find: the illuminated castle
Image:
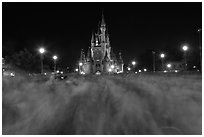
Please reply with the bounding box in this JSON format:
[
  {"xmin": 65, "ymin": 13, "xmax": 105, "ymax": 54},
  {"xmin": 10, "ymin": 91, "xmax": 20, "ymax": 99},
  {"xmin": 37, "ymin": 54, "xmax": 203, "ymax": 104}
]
[{"xmin": 78, "ymin": 12, "xmax": 124, "ymax": 74}]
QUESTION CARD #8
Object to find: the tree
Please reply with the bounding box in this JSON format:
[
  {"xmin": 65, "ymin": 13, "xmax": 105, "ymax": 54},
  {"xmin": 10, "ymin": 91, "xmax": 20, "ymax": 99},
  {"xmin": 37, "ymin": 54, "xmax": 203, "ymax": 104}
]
[{"xmin": 6, "ymin": 48, "xmax": 41, "ymax": 73}]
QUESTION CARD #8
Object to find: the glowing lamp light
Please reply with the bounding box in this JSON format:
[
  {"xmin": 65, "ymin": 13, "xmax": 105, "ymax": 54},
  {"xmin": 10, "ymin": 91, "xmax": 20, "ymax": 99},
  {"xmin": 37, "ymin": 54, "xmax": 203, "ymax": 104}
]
[
  {"xmin": 193, "ymin": 66, "xmax": 196, "ymax": 68},
  {"xmin": 79, "ymin": 62, "xmax": 83, "ymax": 66},
  {"xmin": 135, "ymin": 72, "xmax": 137, "ymax": 74},
  {"xmin": 39, "ymin": 48, "xmax": 45, "ymax": 54},
  {"xmin": 167, "ymin": 64, "xmax": 172, "ymax": 68},
  {"xmin": 10, "ymin": 72, "xmax": 15, "ymax": 77},
  {"xmin": 108, "ymin": 68, "xmax": 112, "ymax": 72},
  {"xmin": 144, "ymin": 69, "xmax": 147, "ymax": 72},
  {"xmin": 53, "ymin": 55, "xmax": 58, "ymax": 60},
  {"xmin": 132, "ymin": 61, "xmax": 136, "ymax": 66},
  {"xmin": 164, "ymin": 70, "xmax": 167, "ymax": 73},
  {"xmin": 160, "ymin": 53, "xmax": 165, "ymax": 58},
  {"xmin": 138, "ymin": 70, "xmax": 141, "ymax": 73},
  {"xmin": 75, "ymin": 68, "xmax": 79, "ymax": 72},
  {"xmin": 111, "ymin": 65, "xmax": 115, "ymax": 69},
  {"xmin": 175, "ymin": 70, "xmax": 178, "ymax": 73},
  {"xmin": 182, "ymin": 45, "xmax": 188, "ymax": 51},
  {"xmin": 60, "ymin": 71, "xmax": 63, "ymax": 74},
  {"xmin": 80, "ymin": 71, "xmax": 85, "ymax": 75},
  {"xmin": 127, "ymin": 67, "xmax": 131, "ymax": 71},
  {"xmin": 56, "ymin": 70, "xmax": 60, "ymax": 73}
]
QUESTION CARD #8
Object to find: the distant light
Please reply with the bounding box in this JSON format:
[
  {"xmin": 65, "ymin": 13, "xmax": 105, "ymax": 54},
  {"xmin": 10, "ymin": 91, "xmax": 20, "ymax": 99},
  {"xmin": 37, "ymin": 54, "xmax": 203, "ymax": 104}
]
[
  {"xmin": 60, "ymin": 71, "xmax": 63, "ymax": 74},
  {"xmin": 80, "ymin": 71, "xmax": 85, "ymax": 75},
  {"xmin": 138, "ymin": 70, "xmax": 141, "ymax": 73},
  {"xmin": 197, "ymin": 69, "xmax": 200, "ymax": 72},
  {"xmin": 61, "ymin": 76, "xmax": 64, "ymax": 79},
  {"xmin": 182, "ymin": 45, "xmax": 188, "ymax": 51},
  {"xmin": 44, "ymin": 73, "xmax": 47, "ymax": 75},
  {"xmin": 79, "ymin": 62, "xmax": 83, "ymax": 66},
  {"xmin": 96, "ymin": 71, "xmax": 101, "ymax": 75},
  {"xmin": 164, "ymin": 70, "xmax": 167, "ymax": 73},
  {"xmin": 39, "ymin": 48, "xmax": 45, "ymax": 54},
  {"xmin": 127, "ymin": 67, "xmax": 131, "ymax": 71},
  {"xmin": 175, "ymin": 70, "xmax": 178, "ymax": 73},
  {"xmin": 10, "ymin": 72, "xmax": 15, "ymax": 77},
  {"xmin": 53, "ymin": 55, "xmax": 58, "ymax": 60},
  {"xmin": 193, "ymin": 66, "xmax": 196, "ymax": 68},
  {"xmin": 160, "ymin": 53, "xmax": 165, "ymax": 58},
  {"xmin": 198, "ymin": 29, "xmax": 202, "ymax": 32},
  {"xmin": 135, "ymin": 72, "xmax": 137, "ymax": 74},
  {"xmin": 111, "ymin": 65, "xmax": 115, "ymax": 69},
  {"xmin": 144, "ymin": 68, "xmax": 147, "ymax": 72},
  {"xmin": 75, "ymin": 68, "xmax": 79, "ymax": 72},
  {"xmin": 56, "ymin": 70, "xmax": 60, "ymax": 73},
  {"xmin": 167, "ymin": 64, "xmax": 172, "ymax": 68},
  {"xmin": 108, "ymin": 68, "xmax": 112, "ymax": 72},
  {"xmin": 132, "ymin": 61, "xmax": 136, "ymax": 66}
]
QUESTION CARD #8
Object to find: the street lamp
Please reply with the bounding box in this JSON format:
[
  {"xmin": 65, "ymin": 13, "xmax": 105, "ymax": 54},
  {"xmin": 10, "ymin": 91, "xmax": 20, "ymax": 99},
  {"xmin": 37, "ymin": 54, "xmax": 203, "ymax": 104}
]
[
  {"xmin": 182, "ymin": 45, "xmax": 188, "ymax": 71},
  {"xmin": 127, "ymin": 67, "xmax": 131, "ymax": 71},
  {"xmin": 132, "ymin": 61, "xmax": 136, "ymax": 66},
  {"xmin": 198, "ymin": 29, "xmax": 202, "ymax": 72},
  {"xmin": 152, "ymin": 51, "xmax": 156, "ymax": 72},
  {"xmin": 160, "ymin": 53, "xmax": 165, "ymax": 71},
  {"xmin": 53, "ymin": 55, "xmax": 58, "ymax": 74},
  {"xmin": 39, "ymin": 47, "xmax": 45, "ymax": 74},
  {"xmin": 79, "ymin": 62, "xmax": 83, "ymax": 66},
  {"xmin": 167, "ymin": 63, "xmax": 172, "ymax": 69},
  {"xmin": 131, "ymin": 61, "xmax": 136, "ymax": 72}
]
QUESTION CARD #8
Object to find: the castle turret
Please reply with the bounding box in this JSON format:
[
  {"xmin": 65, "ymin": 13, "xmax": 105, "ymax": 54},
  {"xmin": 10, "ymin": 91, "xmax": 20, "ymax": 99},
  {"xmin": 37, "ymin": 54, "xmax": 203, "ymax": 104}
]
[
  {"xmin": 101, "ymin": 10, "xmax": 106, "ymax": 28},
  {"xmin": 118, "ymin": 52, "xmax": 124, "ymax": 73},
  {"xmin": 106, "ymin": 33, "xmax": 110, "ymax": 46},
  {"xmin": 80, "ymin": 49, "xmax": 86, "ymax": 63},
  {"xmin": 95, "ymin": 33, "xmax": 99, "ymax": 46},
  {"xmin": 86, "ymin": 47, "xmax": 91, "ymax": 62},
  {"xmin": 100, "ymin": 11, "xmax": 106, "ymax": 43},
  {"xmin": 91, "ymin": 33, "xmax": 95, "ymax": 47},
  {"xmin": 119, "ymin": 52, "xmax": 123, "ymax": 64}
]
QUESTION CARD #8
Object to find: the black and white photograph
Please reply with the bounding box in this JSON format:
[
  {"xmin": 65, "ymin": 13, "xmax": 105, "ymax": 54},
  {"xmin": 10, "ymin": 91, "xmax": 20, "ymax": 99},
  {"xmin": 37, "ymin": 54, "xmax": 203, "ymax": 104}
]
[{"xmin": 2, "ymin": 1, "xmax": 202, "ymax": 135}]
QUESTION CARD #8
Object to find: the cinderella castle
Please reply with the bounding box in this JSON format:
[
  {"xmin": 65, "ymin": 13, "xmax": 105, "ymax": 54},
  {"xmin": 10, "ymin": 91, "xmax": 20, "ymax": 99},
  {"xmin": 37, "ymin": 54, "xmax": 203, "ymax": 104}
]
[{"xmin": 78, "ymin": 12, "xmax": 124, "ymax": 74}]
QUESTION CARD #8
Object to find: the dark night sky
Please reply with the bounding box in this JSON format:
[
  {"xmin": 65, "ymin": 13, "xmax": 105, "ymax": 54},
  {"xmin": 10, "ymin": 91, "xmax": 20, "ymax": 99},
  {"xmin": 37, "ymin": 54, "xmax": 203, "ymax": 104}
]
[{"xmin": 3, "ymin": 2, "xmax": 202, "ymax": 70}]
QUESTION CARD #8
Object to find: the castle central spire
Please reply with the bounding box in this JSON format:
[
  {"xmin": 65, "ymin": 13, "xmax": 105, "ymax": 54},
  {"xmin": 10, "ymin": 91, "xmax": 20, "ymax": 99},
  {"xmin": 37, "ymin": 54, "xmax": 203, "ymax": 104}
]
[{"xmin": 101, "ymin": 10, "xmax": 106, "ymax": 27}]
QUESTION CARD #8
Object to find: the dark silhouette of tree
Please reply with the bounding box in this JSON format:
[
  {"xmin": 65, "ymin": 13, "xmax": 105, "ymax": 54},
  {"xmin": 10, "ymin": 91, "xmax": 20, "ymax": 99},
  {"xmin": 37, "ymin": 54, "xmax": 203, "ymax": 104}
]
[{"xmin": 6, "ymin": 48, "xmax": 43, "ymax": 73}]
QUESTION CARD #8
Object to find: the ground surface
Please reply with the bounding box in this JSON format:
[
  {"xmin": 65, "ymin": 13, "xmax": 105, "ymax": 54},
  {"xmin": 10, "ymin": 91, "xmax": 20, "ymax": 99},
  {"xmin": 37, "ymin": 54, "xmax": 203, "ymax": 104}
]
[{"xmin": 2, "ymin": 73, "xmax": 202, "ymax": 135}]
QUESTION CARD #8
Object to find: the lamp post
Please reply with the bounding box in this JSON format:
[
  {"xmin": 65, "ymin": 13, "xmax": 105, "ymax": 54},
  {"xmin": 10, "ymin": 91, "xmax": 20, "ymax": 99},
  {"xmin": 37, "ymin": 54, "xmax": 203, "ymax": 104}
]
[
  {"xmin": 53, "ymin": 55, "xmax": 58, "ymax": 74},
  {"xmin": 198, "ymin": 29, "xmax": 202, "ymax": 72},
  {"xmin": 131, "ymin": 61, "xmax": 136, "ymax": 72},
  {"xmin": 39, "ymin": 48, "xmax": 45, "ymax": 74},
  {"xmin": 160, "ymin": 53, "xmax": 165, "ymax": 71},
  {"xmin": 152, "ymin": 51, "xmax": 156, "ymax": 72},
  {"xmin": 182, "ymin": 45, "xmax": 188, "ymax": 71},
  {"xmin": 167, "ymin": 63, "xmax": 172, "ymax": 72},
  {"xmin": 131, "ymin": 61, "xmax": 136, "ymax": 66}
]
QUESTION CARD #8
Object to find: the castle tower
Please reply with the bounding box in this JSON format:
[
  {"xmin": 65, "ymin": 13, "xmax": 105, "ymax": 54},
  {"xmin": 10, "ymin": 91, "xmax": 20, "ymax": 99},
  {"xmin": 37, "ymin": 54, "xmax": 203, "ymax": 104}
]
[
  {"xmin": 100, "ymin": 11, "xmax": 106, "ymax": 43},
  {"xmin": 118, "ymin": 52, "xmax": 124, "ymax": 73},
  {"xmin": 86, "ymin": 47, "xmax": 91, "ymax": 62}
]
